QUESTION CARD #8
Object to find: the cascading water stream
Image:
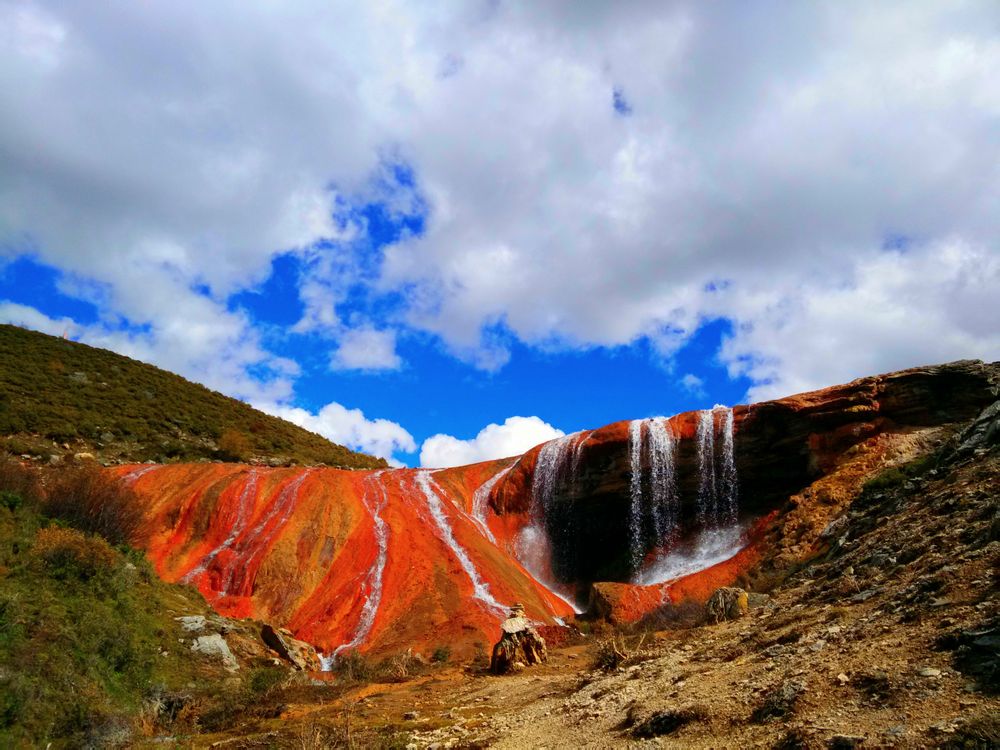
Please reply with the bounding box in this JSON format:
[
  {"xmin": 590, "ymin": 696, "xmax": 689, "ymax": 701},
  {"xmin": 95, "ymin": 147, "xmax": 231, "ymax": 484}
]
[
  {"xmin": 322, "ymin": 471, "xmax": 391, "ymax": 668},
  {"xmin": 220, "ymin": 469, "xmax": 310, "ymax": 595},
  {"xmin": 628, "ymin": 420, "xmax": 645, "ymax": 569},
  {"xmin": 415, "ymin": 471, "xmax": 506, "ymax": 617},
  {"xmin": 122, "ymin": 465, "xmax": 158, "ymax": 485},
  {"xmin": 696, "ymin": 409, "xmax": 718, "ymax": 527},
  {"xmin": 718, "ymin": 406, "xmax": 739, "ymax": 525},
  {"xmin": 182, "ymin": 470, "xmax": 258, "ymax": 584},
  {"xmin": 628, "ymin": 418, "xmax": 679, "ymax": 569},
  {"xmin": 513, "ymin": 433, "xmax": 587, "ymax": 614},
  {"xmin": 696, "ymin": 405, "xmax": 739, "ymax": 528},
  {"xmin": 633, "ymin": 406, "xmax": 742, "ymax": 585},
  {"xmin": 471, "ymin": 465, "xmax": 511, "ymax": 544}
]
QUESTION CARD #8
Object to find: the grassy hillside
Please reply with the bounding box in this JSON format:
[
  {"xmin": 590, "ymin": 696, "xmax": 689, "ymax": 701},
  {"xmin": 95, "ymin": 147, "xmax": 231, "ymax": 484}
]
[{"xmin": 0, "ymin": 324, "xmax": 385, "ymax": 469}]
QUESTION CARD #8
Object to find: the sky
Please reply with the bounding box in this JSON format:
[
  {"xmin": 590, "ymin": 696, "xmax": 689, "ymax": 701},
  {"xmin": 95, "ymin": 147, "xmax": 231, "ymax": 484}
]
[{"xmin": 1, "ymin": 1, "xmax": 998, "ymax": 468}]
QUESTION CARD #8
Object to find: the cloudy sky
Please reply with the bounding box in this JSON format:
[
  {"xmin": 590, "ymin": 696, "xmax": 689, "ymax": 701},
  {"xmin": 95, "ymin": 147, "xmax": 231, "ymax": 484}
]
[{"xmin": 1, "ymin": 1, "xmax": 998, "ymax": 467}]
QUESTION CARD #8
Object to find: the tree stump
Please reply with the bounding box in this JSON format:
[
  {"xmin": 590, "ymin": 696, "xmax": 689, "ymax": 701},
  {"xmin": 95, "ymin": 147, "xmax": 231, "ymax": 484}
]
[{"xmin": 489, "ymin": 605, "xmax": 547, "ymax": 674}]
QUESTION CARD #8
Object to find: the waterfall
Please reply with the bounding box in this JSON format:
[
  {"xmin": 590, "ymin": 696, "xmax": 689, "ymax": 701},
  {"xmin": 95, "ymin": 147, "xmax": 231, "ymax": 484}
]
[
  {"xmin": 634, "ymin": 406, "xmax": 740, "ymax": 584},
  {"xmin": 628, "ymin": 420, "xmax": 644, "ymax": 568},
  {"xmin": 182, "ymin": 470, "xmax": 258, "ymax": 584},
  {"xmin": 696, "ymin": 409, "xmax": 717, "ymax": 526},
  {"xmin": 718, "ymin": 406, "xmax": 739, "ymax": 525},
  {"xmin": 628, "ymin": 417, "xmax": 679, "ymax": 569},
  {"xmin": 515, "ymin": 433, "xmax": 586, "ymax": 613},
  {"xmin": 696, "ymin": 406, "xmax": 739, "ymax": 528},
  {"xmin": 323, "ymin": 471, "xmax": 390, "ymax": 666},
  {"xmin": 415, "ymin": 471, "xmax": 506, "ymax": 617},
  {"xmin": 471, "ymin": 465, "xmax": 511, "ymax": 544},
  {"xmin": 531, "ymin": 432, "xmax": 583, "ymax": 516},
  {"xmin": 647, "ymin": 417, "xmax": 679, "ymax": 544}
]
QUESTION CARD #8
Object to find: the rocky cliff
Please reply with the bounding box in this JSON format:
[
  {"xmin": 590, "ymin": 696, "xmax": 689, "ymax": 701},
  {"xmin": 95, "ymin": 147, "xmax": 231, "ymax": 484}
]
[{"xmin": 124, "ymin": 360, "xmax": 999, "ymax": 659}]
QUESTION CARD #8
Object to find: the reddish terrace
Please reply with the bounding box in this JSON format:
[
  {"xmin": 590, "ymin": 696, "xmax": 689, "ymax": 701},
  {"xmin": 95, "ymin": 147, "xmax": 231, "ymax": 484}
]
[
  {"xmin": 122, "ymin": 463, "xmax": 574, "ymax": 658},
  {"xmin": 119, "ymin": 360, "xmax": 997, "ymax": 657}
]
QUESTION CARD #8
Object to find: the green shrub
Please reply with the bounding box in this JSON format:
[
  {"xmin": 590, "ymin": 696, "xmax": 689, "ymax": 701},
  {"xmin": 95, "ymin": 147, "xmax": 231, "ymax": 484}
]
[
  {"xmin": 431, "ymin": 644, "xmax": 451, "ymax": 663},
  {"xmin": 863, "ymin": 452, "xmax": 939, "ymax": 492},
  {"xmin": 0, "ymin": 491, "xmax": 20, "ymax": 512},
  {"xmin": 31, "ymin": 526, "xmax": 118, "ymax": 581}
]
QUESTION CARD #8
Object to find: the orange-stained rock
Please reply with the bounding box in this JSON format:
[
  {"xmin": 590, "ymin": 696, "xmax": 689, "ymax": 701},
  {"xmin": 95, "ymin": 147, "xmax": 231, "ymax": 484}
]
[
  {"xmin": 121, "ymin": 463, "xmax": 575, "ymax": 659},
  {"xmin": 114, "ymin": 359, "xmax": 999, "ymax": 658}
]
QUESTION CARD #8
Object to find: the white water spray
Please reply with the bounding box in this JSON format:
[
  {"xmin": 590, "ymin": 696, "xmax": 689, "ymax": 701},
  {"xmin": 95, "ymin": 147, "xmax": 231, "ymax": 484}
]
[
  {"xmin": 415, "ymin": 471, "xmax": 506, "ymax": 617},
  {"xmin": 636, "ymin": 524, "xmax": 746, "ymax": 586}
]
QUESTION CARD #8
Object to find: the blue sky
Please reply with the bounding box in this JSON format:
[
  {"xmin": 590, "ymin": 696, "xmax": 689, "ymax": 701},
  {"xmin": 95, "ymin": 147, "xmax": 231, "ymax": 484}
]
[{"xmin": 0, "ymin": 2, "xmax": 997, "ymax": 466}]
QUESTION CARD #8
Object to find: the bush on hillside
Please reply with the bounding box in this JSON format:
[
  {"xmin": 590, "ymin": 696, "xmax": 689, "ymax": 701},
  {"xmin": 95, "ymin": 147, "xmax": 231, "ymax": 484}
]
[
  {"xmin": 42, "ymin": 465, "xmax": 146, "ymax": 545},
  {"xmin": 218, "ymin": 429, "xmax": 252, "ymax": 462},
  {"xmin": 31, "ymin": 526, "xmax": 118, "ymax": 581},
  {"xmin": 0, "ymin": 457, "xmax": 43, "ymax": 507}
]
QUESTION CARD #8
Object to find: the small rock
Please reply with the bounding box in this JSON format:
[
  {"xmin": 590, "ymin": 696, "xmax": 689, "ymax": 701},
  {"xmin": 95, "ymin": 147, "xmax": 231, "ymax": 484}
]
[
  {"xmin": 828, "ymin": 734, "xmax": 865, "ymax": 748},
  {"xmin": 836, "ymin": 673, "xmax": 849, "ymax": 685},
  {"xmin": 917, "ymin": 667, "xmax": 941, "ymax": 678},
  {"xmin": 404, "ymin": 711, "xmax": 420, "ymax": 721}
]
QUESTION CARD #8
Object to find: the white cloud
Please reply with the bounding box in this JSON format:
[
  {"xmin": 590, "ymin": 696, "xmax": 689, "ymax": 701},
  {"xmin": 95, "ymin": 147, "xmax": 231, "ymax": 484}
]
[
  {"xmin": 680, "ymin": 373, "xmax": 705, "ymax": 396},
  {"xmin": 0, "ymin": 1, "xmax": 997, "ymax": 400},
  {"xmin": 259, "ymin": 401, "xmax": 416, "ymax": 463},
  {"xmin": 420, "ymin": 416, "xmax": 564, "ymax": 468},
  {"xmin": 718, "ymin": 237, "xmax": 1000, "ymax": 402},
  {"xmin": 0, "ymin": 302, "xmax": 78, "ymax": 337},
  {"xmin": 330, "ymin": 327, "xmax": 401, "ymax": 371}
]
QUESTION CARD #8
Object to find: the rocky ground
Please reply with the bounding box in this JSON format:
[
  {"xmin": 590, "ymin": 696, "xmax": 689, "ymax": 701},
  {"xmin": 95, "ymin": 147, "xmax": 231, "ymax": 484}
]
[{"xmin": 190, "ymin": 406, "xmax": 998, "ymax": 750}]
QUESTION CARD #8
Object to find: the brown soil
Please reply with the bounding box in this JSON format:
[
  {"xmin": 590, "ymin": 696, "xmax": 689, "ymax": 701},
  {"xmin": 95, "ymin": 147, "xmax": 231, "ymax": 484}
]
[{"xmin": 181, "ymin": 432, "xmax": 999, "ymax": 749}]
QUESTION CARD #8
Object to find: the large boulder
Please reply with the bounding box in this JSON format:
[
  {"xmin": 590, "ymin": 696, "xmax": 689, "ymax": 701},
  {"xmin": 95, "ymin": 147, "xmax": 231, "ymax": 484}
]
[
  {"xmin": 261, "ymin": 624, "xmax": 322, "ymax": 671},
  {"xmin": 191, "ymin": 633, "xmax": 239, "ymax": 672}
]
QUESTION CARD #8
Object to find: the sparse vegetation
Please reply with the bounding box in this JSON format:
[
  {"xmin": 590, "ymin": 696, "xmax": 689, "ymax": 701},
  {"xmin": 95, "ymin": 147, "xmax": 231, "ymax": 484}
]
[
  {"xmin": 0, "ymin": 323, "xmax": 385, "ymax": 468},
  {"xmin": 862, "ymin": 452, "xmax": 939, "ymax": 492},
  {"xmin": 431, "ymin": 644, "xmax": 452, "ymax": 663},
  {"xmin": 940, "ymin": 711, "xmax": 1000, "ymax": 750},
  {"xmin": 590, "ymin": 631, "xmax": 647, "ymax": 671},
  {"xmin": 41, "ymin": 464, "xmax": 148, "ymax": 545}
]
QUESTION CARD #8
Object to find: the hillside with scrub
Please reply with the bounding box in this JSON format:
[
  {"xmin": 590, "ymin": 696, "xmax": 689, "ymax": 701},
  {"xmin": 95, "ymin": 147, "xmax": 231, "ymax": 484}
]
[{"xmin": 0, "ymin": 324, "xmax": 384, "ymax": 469}]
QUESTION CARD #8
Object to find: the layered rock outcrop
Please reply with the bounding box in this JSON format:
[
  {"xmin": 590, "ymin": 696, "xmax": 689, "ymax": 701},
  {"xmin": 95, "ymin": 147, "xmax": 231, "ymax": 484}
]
[
  {"xmin": 487, "ymin": 360, "xmax": 999, "ymax": 584},
  {"xmin": 122, "ymin": 360, "xmax": 999, "ymax": 660}
]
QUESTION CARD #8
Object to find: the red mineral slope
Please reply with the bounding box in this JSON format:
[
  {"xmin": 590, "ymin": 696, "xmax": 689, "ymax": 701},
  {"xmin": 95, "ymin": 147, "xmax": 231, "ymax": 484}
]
[
  {"xmin": 121, "ymin": 463, "xmax": 575, "ymax": 659},
  {"xmin": 118, "ymin": 360, "xmax": 998, "ymax": 658}
]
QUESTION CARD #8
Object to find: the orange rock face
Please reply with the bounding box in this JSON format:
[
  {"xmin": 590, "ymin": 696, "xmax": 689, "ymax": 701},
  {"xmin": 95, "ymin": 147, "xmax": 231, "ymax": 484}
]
[
  {"xmin": 119, "ymin": 360, "xmax": 998, "ymax": 658},
  {"xmin": 122, "ymin": 463, "xmax": 575, "ymax": 659}
]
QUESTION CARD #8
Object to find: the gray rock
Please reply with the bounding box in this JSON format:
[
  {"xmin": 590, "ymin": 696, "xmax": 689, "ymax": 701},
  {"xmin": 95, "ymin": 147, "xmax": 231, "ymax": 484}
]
[
  {"xmin": 176, "ymin": 615, "xmax": 207, "ymax": 633},
  {"xmin": 191, "ymin": 633, "xmax": 238, "ymax": 671}
]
